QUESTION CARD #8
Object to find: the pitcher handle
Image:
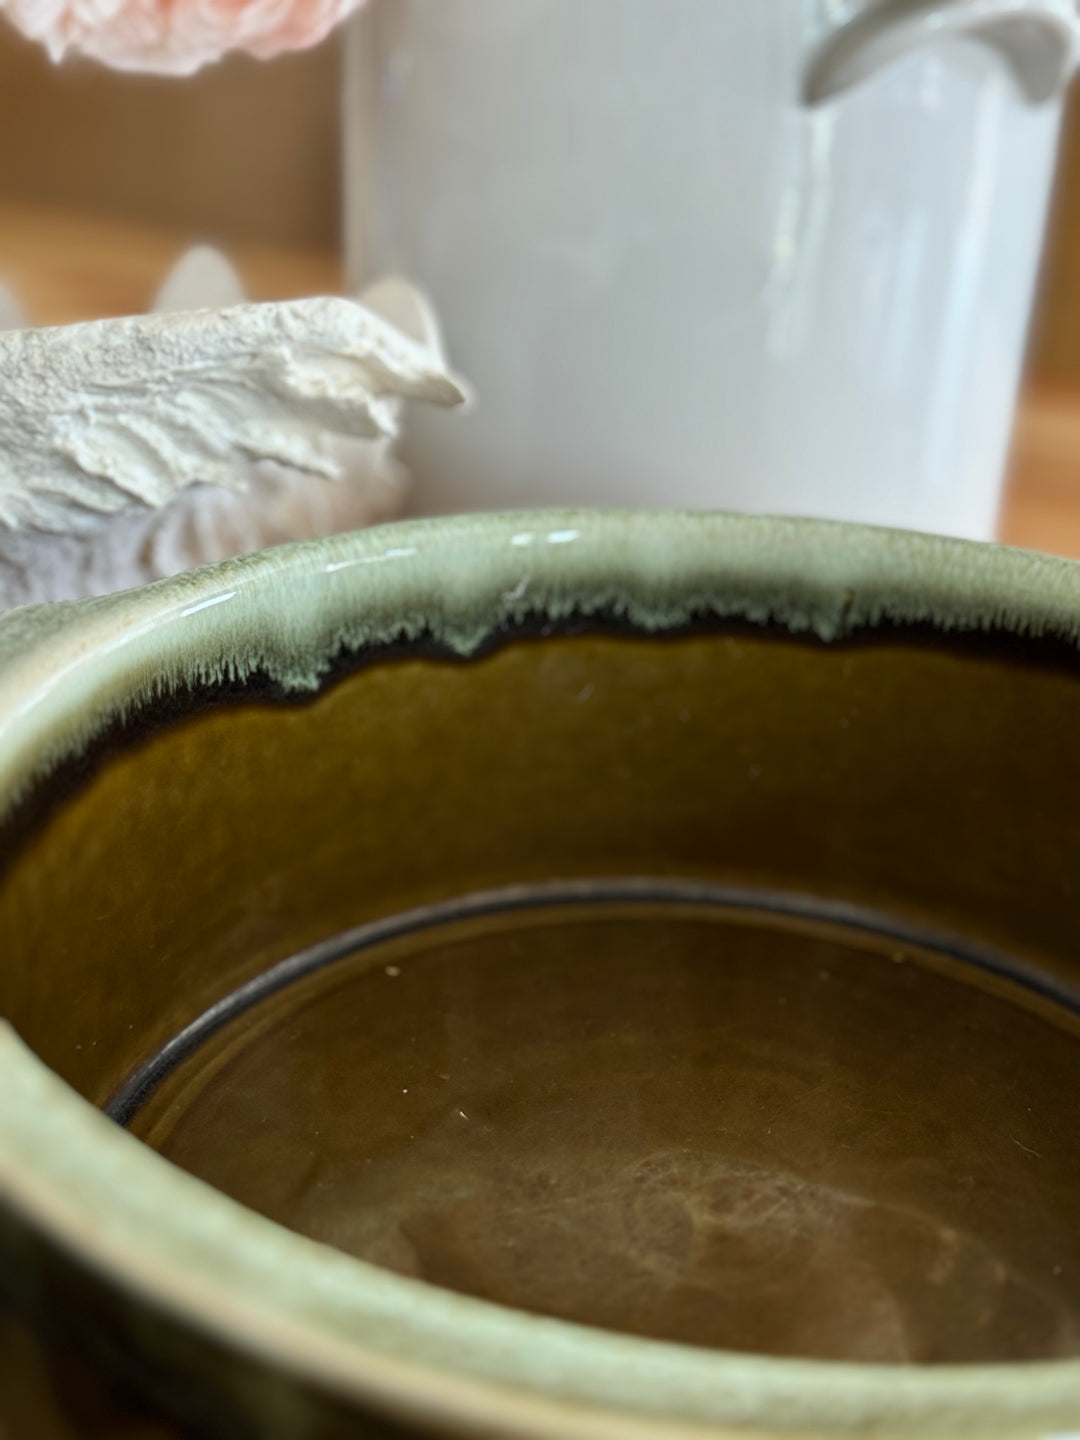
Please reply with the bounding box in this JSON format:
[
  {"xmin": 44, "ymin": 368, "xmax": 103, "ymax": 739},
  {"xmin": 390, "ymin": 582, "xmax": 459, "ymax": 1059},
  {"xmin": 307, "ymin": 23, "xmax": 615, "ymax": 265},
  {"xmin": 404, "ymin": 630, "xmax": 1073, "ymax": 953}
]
[{"xmin": 804, "ymin": 0, "xmax": 1080, "ymax": 105}]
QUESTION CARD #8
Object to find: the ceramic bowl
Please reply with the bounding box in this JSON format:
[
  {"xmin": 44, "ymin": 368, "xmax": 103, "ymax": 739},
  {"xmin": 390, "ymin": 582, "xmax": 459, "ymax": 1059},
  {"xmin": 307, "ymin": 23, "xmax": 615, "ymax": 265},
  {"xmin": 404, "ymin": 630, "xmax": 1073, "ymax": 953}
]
[{"xmin": 3, "ymin": 511, "xmax": 1080, "ymax": 1437}]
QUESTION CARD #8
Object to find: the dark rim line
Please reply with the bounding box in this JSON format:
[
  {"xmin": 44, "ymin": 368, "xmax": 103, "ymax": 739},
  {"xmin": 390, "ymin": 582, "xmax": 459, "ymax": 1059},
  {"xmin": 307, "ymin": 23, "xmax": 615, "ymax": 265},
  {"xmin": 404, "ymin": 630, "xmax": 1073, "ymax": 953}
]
[{"xmin": 104, "ymin": 877, "xmax": 1080, "ymax": 1127}]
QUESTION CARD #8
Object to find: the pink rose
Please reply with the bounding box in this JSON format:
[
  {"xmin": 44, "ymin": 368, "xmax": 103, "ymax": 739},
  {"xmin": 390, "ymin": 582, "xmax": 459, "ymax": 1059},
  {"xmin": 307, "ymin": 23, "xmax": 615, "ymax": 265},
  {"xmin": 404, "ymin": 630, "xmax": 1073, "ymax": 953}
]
[{"xmin": 1, "ymin": 0, "xmax": 365, "ymax": 73}]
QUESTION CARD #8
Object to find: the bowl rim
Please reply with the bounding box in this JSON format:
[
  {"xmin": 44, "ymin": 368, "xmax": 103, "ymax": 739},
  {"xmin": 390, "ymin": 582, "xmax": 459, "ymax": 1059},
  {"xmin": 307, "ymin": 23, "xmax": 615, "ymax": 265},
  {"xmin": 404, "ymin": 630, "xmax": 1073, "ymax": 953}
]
[{"xmin": 3, "ymin": 508, "xmax": 1080, "ymax": 1439}]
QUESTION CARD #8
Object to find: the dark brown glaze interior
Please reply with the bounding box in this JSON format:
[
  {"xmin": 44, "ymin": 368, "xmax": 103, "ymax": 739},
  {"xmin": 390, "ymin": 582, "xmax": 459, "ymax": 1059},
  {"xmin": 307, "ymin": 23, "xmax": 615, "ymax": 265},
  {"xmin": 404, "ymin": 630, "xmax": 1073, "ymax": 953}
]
[
  {"xmin": 131, "ymin": 899, "xmax": 1080, "ymax": 1364},
  {"xmin": 3, "ymin": 621, "xmax": 1080, "ymax": 1365}
]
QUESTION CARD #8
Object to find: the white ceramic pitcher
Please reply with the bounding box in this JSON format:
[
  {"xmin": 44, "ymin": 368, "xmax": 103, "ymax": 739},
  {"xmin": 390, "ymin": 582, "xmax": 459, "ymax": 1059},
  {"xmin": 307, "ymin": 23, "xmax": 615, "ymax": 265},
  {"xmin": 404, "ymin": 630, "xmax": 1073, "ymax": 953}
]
[{"xmin": 345, "ymin": 0, "xmax": 1080, "ymax": 538}]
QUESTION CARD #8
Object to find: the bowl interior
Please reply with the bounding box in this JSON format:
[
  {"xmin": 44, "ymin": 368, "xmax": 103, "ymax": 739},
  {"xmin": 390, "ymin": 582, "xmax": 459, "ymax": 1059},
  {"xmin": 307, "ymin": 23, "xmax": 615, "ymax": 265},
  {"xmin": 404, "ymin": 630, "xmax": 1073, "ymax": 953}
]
[{"xmin": 3, "ymin": 606, "xmax": 1080, "ymax": 1370}]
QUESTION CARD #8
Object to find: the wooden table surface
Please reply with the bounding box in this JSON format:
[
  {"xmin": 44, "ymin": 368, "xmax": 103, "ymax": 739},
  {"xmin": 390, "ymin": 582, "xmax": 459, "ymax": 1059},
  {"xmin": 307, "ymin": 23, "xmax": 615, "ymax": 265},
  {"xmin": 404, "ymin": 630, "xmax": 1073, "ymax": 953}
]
[
  {"xmin": 0, "ymin": 200, "xmax": 344, "ymax": 324},
  {"xmin": 0, "ymin": 198, "xmax": 1074, "ymax": 559},
  {"xmin": 999, "ymin": 384, "xmax": 1080, "ymax": 557}
]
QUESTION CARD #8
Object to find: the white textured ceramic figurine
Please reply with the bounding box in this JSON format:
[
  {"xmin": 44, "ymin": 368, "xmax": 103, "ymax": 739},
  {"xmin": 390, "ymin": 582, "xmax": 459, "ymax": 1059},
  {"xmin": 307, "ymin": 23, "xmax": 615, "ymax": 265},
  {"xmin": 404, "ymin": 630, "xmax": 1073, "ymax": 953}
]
[
  {"xmin": 0, "ymin": 0, "xmax": 465, "ymax": 611},
  {"xmin": 0, "ymin": 0, "xmax": 435, "ymax": 609},
  {"xmin": 0, "ymin": 274, "xmax": 467, "ymax": 607}
]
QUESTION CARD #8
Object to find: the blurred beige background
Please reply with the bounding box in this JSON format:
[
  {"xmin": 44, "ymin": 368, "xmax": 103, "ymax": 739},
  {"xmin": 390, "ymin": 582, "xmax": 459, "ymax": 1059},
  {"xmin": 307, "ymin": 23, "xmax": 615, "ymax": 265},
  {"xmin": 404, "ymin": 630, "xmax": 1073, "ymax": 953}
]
[
  {"xmin": 0, "ymin": 17, "xmax": 1079, "ymax": 551},
  {"xmin": 0, "ymin": 20, "xmax": 340, "ymax": 249},
  {"xmin": 1028, "ymin": 85, "xmax": 1080, "ymax": 387},
  {"xmin": 1, "ymin": 14, "xmax": 1079, "ymax": 379}
]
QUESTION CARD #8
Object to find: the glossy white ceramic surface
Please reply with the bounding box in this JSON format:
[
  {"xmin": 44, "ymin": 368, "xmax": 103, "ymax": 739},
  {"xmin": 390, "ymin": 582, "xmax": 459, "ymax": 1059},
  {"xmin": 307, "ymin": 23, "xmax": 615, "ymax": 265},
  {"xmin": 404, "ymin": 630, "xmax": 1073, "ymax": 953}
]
[{"xmin": 345, "ymin": 0, "xmax": 1071, "ymax": 539}]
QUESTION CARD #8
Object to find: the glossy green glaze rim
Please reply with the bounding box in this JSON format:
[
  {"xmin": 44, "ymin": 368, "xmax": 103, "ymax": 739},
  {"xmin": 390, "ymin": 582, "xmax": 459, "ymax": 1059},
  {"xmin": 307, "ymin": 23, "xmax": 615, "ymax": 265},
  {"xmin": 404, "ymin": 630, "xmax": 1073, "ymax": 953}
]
[{"xmin": 2, "ymin": 510, "xmax": 1080, "ymax": 1439}]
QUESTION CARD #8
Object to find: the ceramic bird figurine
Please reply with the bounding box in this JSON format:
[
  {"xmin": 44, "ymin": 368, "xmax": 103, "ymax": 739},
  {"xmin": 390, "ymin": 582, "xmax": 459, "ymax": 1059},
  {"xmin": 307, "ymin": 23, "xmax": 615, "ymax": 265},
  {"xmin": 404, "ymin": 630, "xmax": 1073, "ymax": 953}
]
[
  {"xmin": 0, "ymin": 0, "xmax": 465, "ymax": 610},
  {"xmin": 0, "ymin": 273, "xmax": 467, "ymax": 608},
  {"xmin": 0, "ymin": 284, "xmax": 463, "ymax": 531}
]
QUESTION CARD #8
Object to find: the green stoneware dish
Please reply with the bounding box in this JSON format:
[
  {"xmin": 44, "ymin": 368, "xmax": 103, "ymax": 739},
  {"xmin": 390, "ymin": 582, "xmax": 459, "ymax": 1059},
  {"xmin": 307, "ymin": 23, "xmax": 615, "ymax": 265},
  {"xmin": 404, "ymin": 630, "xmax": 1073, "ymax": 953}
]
[{"xmin": 4, "ymin": 510, "xmax": 1080, "ymax": 1436}]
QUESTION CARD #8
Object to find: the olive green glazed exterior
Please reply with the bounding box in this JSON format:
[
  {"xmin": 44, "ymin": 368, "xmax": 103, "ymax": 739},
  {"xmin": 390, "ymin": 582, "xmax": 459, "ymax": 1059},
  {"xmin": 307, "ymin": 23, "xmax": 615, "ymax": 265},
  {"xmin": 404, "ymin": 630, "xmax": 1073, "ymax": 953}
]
[{"xmin": 3, "ymin": 511, "xmax": 1080, "ymax": 1437}]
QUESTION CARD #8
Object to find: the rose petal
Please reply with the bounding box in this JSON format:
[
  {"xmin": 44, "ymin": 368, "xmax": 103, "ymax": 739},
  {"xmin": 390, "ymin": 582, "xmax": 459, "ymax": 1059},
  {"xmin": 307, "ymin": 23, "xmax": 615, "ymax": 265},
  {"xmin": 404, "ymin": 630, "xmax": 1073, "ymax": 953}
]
[{"xmin": 1, "ymin": 0, "xmax": 365, "ymax": 73}]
